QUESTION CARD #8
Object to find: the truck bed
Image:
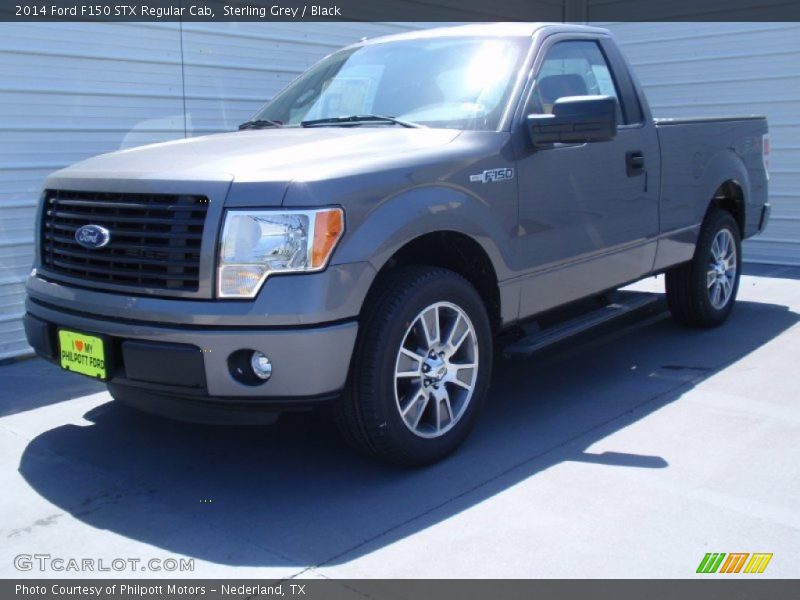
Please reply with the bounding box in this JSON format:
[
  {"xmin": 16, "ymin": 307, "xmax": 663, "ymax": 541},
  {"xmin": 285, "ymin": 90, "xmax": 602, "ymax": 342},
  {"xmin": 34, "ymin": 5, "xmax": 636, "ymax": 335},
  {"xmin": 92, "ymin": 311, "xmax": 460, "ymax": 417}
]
[{"xmin": 654, "ymin": 115, "xmax": 768, "ymax": 240}]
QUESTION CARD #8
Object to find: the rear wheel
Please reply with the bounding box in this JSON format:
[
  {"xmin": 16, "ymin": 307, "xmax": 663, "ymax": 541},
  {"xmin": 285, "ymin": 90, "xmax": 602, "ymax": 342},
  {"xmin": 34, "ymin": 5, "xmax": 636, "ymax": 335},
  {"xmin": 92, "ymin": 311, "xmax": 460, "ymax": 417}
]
[
  {"xmin": 335, "ymin": 266, "xmax": 493, "ymax": 467},
  {"xmin": 666, "ymin": 208, "xmax": 741, "ymax": 327}
]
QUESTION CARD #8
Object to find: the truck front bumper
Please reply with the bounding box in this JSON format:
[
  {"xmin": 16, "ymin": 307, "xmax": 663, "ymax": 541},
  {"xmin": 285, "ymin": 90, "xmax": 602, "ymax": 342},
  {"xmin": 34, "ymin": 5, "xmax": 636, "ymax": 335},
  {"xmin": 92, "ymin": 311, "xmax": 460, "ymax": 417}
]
[
  {"xmin": 24, "ymin": 294, "xmax": 359, "ymax": 424},
  {"xmin": 23, "ymin": 262, "xmax": 374, "ymax": 423}
]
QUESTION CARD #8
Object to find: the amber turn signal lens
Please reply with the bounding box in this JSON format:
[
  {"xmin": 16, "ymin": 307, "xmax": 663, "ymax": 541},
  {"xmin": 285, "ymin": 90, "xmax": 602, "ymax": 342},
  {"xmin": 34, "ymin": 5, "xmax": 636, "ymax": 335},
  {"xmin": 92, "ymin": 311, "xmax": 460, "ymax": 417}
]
[{"xmin": 311, "ymin": 208, "xmax": 344, "ymax": 268}]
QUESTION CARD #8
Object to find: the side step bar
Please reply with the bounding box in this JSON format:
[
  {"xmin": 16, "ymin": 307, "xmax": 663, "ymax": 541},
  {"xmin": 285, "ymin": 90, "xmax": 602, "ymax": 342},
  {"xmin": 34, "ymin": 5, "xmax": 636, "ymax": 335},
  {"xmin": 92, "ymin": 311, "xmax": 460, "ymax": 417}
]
[{"xmin": 502, "ymin": 291, "xmax": 660, "ymax": 359}]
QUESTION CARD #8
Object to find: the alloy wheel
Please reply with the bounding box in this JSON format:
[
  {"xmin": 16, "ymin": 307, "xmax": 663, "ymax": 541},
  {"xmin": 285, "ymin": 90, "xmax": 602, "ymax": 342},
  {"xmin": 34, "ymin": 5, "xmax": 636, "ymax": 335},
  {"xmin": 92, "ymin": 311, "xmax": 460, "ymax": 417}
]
[
  {"xmin": 393, "ymin": 301, "xmax": 479, "ymax": 438},
  {"xmin": 707, "ymin": 228, "xmax": 737, "ymax": 309}
]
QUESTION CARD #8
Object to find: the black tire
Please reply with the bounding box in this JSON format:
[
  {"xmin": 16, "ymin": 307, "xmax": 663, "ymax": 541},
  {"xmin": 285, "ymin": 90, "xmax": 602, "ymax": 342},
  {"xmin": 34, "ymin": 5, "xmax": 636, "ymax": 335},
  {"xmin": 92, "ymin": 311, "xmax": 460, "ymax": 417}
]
[
  {"xmin": 335, "ymin": 266, "xmax": 493, "ymax": 467},
  {"xmin": 665, "ymin": 208, "xmax": 742, "ymax": 328}
]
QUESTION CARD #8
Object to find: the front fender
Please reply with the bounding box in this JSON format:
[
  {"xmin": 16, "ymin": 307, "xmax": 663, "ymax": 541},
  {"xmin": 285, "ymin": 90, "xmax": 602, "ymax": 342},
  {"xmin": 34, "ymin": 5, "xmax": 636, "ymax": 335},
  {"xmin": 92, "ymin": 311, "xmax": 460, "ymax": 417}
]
[
  {"xmin": 331, "ymin": 183, "xmax": 516, "ymax": 280},
  {"xmin": 281, "ymin": 131, "xmax": 519, "ymax": 322}
]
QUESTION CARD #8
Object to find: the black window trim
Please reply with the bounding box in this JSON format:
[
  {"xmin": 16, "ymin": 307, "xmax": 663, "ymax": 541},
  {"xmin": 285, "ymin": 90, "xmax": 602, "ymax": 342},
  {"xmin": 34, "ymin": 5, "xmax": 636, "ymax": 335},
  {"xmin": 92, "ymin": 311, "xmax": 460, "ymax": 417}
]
[
  {"xmin": 511, "ymin": 33, "xmax": 644, "ymax": 130},
  {"xmin": 597, "ymin": 36, "xmax": 645, "ymax": 126}
]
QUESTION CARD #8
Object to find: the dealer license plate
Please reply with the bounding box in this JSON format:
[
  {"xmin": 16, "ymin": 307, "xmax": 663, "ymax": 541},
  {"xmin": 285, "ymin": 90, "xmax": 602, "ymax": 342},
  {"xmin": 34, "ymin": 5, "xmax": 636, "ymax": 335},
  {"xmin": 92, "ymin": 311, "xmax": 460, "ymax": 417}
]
[{"xmin": 58, "ymin": 329, "xmax": 107, "ymax": 379}]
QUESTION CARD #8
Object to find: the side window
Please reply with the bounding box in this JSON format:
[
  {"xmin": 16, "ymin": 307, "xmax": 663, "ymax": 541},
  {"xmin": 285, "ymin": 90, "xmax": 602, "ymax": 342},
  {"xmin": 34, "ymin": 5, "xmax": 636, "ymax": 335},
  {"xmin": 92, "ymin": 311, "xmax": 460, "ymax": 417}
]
[{"xmin": 530, "ymin": 40, "xmax": 624, "ymax": 124}]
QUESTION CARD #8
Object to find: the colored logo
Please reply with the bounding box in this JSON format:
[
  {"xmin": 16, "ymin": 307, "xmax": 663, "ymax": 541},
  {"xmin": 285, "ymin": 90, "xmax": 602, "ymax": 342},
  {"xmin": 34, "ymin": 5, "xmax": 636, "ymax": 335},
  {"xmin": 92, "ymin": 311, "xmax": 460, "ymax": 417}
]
[
  {"xmin": 75, "ymin": 224, "xmax": 111, "ymax": 249},
  {"xmin": 697, "ymin": 553, "xmax": 773, "ymax": 574}
]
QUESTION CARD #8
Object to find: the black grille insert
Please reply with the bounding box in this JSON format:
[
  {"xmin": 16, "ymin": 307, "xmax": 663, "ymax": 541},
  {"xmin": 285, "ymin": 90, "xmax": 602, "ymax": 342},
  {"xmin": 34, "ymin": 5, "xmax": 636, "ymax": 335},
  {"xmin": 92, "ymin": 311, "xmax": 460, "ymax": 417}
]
[{"xmin": 41, "ymin": 190, "xmax": 209, "ymax": 292}]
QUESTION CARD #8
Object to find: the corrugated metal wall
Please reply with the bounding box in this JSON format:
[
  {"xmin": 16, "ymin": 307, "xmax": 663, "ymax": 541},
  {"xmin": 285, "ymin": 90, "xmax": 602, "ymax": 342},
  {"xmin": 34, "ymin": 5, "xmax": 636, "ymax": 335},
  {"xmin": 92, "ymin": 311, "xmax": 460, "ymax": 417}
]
[
  {"xmin": 604, "ymin": 22, "xmax": 800, "ymax": 266},
  {"xmin": 0, "ymin": 22, "xmax": 437, "ymax": 360}
]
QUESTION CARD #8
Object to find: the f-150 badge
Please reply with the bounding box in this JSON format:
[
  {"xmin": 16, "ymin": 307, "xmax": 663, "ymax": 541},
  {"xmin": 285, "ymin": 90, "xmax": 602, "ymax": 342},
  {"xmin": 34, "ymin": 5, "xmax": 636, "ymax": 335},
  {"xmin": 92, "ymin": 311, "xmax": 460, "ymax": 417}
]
[{"xmin": 469, "ymin": 168, "xmax": 515, "ymax": 183}]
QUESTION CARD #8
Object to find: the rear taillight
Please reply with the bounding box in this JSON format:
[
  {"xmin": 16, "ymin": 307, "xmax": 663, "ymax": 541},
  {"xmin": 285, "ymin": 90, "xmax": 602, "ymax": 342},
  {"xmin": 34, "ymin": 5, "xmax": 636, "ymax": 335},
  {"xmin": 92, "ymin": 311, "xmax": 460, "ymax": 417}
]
[{"xmin": 762, "ymin": 133, "xmax": 771, "ymax": 179}]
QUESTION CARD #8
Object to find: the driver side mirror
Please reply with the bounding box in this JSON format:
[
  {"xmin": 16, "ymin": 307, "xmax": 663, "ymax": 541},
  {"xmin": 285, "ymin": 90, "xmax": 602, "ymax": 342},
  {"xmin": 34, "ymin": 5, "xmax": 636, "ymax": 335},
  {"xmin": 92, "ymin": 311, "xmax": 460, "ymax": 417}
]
[{"xmin": 527, "ymin": 95, "xmax": 618, "ymax": 146}]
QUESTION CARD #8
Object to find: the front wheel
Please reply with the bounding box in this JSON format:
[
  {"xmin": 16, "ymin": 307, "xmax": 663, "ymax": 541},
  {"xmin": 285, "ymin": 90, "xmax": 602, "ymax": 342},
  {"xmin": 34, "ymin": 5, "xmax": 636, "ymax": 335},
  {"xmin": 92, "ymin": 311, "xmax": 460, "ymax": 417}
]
[
  {"xmin": 335, "ymin": 266, "xmax": 493, "ymax": 467},
  {"xmin": 666, "ymin": 208, "xmax": 742, "ymax": 328}
]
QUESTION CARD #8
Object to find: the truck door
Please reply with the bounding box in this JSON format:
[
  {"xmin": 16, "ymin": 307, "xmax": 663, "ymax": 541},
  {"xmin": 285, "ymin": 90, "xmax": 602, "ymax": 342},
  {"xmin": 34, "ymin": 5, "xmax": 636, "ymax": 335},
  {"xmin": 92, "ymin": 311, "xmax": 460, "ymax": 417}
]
[{"xmin": 514, "ymin": 37, "xmax": 660, "ymax": 318}]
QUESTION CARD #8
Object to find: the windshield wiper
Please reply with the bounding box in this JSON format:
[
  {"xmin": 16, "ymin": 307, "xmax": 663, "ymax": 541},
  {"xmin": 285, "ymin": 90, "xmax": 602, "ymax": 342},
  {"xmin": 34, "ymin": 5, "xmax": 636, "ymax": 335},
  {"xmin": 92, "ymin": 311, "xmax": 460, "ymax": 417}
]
[
  {"xmin": 238, "ymin": 119, "xmax": 283, "ymax": 130},
  {"xmin": 300, "ymin": 115, "xmax": 423, "ymax": 129}
]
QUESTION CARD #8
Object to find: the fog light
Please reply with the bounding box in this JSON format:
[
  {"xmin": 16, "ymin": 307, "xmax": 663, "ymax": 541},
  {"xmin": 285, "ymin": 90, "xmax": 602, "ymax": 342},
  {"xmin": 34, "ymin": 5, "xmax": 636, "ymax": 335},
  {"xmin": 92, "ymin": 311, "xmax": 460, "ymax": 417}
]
[{"xmin": 250, "ymin": 351, "xmax": 272, "ymax": 380}]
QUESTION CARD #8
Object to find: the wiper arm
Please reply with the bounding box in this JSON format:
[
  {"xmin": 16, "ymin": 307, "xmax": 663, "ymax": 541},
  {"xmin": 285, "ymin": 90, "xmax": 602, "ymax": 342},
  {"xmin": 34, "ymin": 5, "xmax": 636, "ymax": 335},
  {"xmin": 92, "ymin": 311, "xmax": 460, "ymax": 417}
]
[
  {"xmin": 238, "ymin": 119, "xmax": 283, "ymax": 130},
  {"xmin": 300, "ymin": 115, "xmax": 423, "ymax": 129}
]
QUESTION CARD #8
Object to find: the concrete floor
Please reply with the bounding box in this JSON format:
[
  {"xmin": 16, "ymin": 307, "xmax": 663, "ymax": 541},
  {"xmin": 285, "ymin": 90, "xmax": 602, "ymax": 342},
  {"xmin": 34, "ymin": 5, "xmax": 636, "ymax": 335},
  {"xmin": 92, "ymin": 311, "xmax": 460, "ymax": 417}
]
[{"xmin": 1, "ymin": 264, "xmax": 798, "ymax": 579}]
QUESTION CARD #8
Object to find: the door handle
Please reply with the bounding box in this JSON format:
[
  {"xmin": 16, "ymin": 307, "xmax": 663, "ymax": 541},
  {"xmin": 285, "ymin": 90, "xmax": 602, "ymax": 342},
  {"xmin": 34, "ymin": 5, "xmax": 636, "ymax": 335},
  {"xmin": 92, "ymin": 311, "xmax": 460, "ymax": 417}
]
[{"xmin": 626, "ymin": 151, "xmax": 646, "ymax": 177}]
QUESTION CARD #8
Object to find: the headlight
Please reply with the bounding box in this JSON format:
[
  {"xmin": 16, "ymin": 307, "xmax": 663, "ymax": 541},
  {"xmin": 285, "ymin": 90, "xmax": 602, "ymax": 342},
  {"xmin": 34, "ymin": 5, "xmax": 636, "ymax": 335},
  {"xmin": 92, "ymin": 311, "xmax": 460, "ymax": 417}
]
[{"xmin": 218, "ymin": 208, "xmax": 344, "ymax": 298}]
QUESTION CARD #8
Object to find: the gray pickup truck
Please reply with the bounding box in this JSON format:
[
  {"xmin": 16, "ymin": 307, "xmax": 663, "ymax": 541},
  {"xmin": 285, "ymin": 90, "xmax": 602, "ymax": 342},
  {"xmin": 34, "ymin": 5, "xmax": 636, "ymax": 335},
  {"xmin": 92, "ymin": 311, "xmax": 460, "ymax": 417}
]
[{"xmin": 24, "ymin": 23, "xmax": 769, "ymax": 466}]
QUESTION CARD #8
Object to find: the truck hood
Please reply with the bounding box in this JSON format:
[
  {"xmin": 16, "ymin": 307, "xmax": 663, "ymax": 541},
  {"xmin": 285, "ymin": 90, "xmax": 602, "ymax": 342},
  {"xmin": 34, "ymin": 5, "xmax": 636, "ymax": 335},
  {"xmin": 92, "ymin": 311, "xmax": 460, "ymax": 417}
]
[{"xmin": 54, "ymin": 127, "xmax": 463, "ymax": 184}]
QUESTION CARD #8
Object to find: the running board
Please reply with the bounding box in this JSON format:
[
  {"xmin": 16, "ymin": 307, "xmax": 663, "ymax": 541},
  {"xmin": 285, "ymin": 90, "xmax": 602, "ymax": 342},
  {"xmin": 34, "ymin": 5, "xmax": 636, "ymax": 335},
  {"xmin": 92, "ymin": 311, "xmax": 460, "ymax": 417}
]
[{"xmin": 502, "ymin": 291, "xmax": 660, "ymax": 358}]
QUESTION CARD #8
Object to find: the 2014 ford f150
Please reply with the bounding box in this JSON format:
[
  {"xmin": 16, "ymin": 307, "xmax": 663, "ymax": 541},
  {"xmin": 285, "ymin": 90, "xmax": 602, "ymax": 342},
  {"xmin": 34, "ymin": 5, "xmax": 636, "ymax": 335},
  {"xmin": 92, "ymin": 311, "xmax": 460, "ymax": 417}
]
[{"xmin": 23, "ymin": 23, "xmax": 770, "ymax": 466}]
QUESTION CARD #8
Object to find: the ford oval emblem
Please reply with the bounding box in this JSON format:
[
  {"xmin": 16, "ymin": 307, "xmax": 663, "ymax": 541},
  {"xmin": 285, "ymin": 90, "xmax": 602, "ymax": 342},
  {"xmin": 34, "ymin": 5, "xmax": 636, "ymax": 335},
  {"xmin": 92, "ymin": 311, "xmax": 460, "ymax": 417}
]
[{"xmin": 75, "ymin": 224, "xmax": 111, "ymax": 249}]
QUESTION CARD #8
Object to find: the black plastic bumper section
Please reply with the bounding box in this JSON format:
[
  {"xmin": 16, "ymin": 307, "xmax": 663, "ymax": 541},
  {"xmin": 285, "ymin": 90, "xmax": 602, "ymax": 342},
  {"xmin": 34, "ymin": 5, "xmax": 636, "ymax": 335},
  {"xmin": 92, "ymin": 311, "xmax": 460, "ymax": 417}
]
[{"xmin": 24, "ymin": 313, "xmax": 205, "ymax": 388}]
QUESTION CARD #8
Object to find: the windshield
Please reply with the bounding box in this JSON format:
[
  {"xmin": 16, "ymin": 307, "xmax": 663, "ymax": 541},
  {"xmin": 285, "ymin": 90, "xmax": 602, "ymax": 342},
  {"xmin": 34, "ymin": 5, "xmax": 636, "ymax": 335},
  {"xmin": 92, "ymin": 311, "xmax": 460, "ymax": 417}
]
[{"xmin": 251, "ymin": 36, "xmax": 530, "ymax": 131}]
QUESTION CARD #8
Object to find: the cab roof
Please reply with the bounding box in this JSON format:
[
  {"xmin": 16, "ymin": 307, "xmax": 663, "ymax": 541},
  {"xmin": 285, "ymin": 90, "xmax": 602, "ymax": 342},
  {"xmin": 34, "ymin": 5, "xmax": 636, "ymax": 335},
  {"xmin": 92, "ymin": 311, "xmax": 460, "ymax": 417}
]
[{"xmin": 356, "ymin": 22, "xmax": 610, "ymax": 46}]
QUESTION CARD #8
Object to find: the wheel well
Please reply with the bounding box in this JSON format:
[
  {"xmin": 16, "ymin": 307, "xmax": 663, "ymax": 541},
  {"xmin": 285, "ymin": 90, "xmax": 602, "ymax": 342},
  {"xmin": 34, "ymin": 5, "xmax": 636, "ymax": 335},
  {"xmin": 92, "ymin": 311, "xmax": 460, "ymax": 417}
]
[
  {"xmin": 370, "ymin": 232, "xmax": 501, "ymax": 331},
  {"xmin": 709, "ymin": 181, "xmax": 745, "ymax": 236}
]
